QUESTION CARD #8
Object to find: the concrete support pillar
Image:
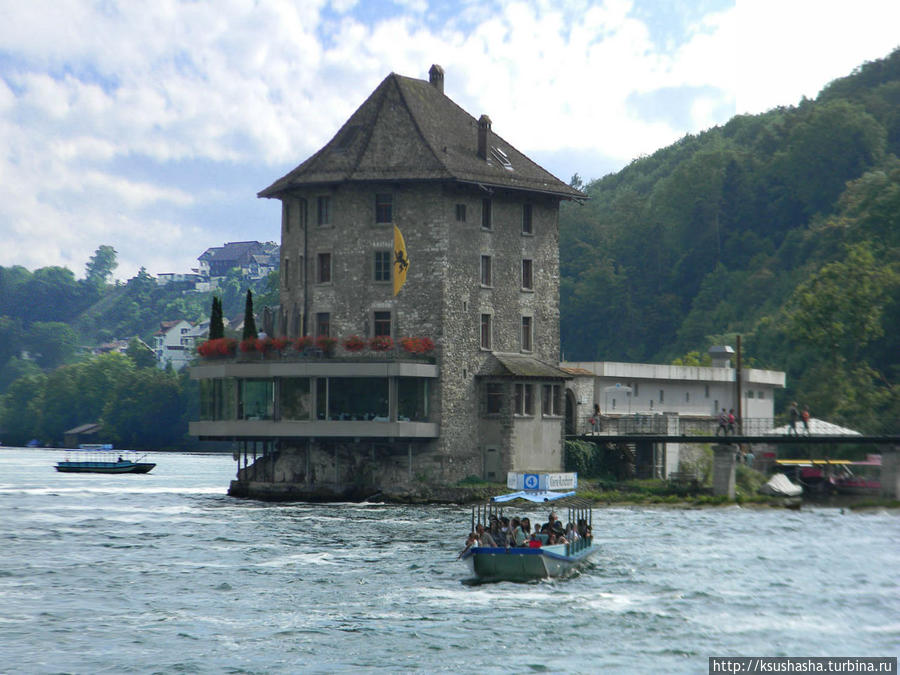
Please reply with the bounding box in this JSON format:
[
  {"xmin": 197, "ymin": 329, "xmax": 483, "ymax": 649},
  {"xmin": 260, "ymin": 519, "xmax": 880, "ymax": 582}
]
[
  {"xmin": 880, "ymin": 447, "xmax": 899, "ymax": 499},
  {"xmin": 712, "ymin": 444, "xmax": 736, "ymax": 499}
]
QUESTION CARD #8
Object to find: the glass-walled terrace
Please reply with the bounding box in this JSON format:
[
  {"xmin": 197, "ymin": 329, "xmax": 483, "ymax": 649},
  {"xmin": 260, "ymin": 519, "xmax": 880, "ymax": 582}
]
[{"xmin": 199, "ymin": 376, "xmax": 430, "ymax": 423}]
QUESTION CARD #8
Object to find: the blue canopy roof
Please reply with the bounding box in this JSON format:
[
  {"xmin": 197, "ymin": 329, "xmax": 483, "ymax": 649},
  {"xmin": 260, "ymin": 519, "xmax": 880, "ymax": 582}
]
[{"xmin": 490, "ymin": 490, "xmax": 577, "ymax": 504}]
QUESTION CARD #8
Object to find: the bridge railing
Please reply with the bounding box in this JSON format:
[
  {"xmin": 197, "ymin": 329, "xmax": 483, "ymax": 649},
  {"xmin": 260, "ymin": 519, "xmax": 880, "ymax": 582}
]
[{"xmin": 576, "ymin": 415, "xmax": 780, "ymax": 437}]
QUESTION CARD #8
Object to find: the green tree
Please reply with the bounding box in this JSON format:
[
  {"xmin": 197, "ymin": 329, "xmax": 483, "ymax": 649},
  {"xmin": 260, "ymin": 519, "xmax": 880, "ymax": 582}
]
[
  {"xmin": 102, "ymin": 369, "xmax": 187, "ymax": 449},
  {"xmin": 126, "ymin": 338, "xmax": 157, "ymax": 368},
  {"xmin": 26, "ymin": 322, "xmax": 78, "ymax": 369},
  {"xmin": 209, "ymin": 297, "xmax": 224, "ymax": 340},
  {"xmin": 0, "ymin": 372, "xmax": 47, "ymax": 445},
  {"xmin": 85, "ymin": 245, "xmax": 118, "ymax": 288},
  {"xmin": 242, "ymin": 290, "xmax": 257, "ymax": 340}
]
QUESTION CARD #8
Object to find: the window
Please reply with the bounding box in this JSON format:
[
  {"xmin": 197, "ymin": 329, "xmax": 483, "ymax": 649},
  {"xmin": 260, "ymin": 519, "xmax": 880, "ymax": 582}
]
[
  {"xmin": 375, "ymin": 193, "xmax": 392, "ymax": 223},
  {"xmin": 456, "ymin": 204, "xmax": 466, "ymax": 222},
  {"xmin": 398, "ymin": 378, "xmax": 429, "ymax": 422},
  {"xmin": 281, "ymin": 378, "xmax": 311, "ymax": 420},
  {"xmin": 373, "ymin": 311, "xmax": 391, "ymax": 337},
  {"xmin": 480, "ymin": 314, "xmax": 492, "ymax": 350},
  {"xmin": 514, "ymin": 383, "xmax": 534, "ymax": 416},
  {"xmin": 758, "ymin": 391, "xmax": 764, "ymax": 399},
  {"xmin": 521, "ymin": 316, "xmax": 532, "ymax": 352},
  {"xmin": 486, "ymin": 383, "xmax": 503, "ymax": 414},
  {"xmin": 705, "ymin": 384, "xmax": 710, "ymax": 398},
  {"xmin": 317, "ymin": 195, "xmax": 331, "ymax": 226},
  {"xmin": 633, "ymin": 382, "xmax": 639, "ymax": 397},
  {"xmin": 522, "ymin": 203, "xmax": 533, "ymax": 234},
  {"xmin": 522, "ymin": 259, "xmax": 533, "ymax": 290},
  {"xmin": 283, "ymin": 202, "xmax": 291, "ymax": 233},
  {"xmin": 316, "ymin": 312, "xmax": 330, "ymax": 337},
  {"xmin": 480, "ymin": 255, "xmax": 492, "ymax": 286},
  {"xmin": 317, "ymin": 252, "xmax": 331, "ymax": 284},
  {"xmin": 659, "ymin": 389, "xmax": 664, "ymax": 403},
  {"xmin": 283, "ymin": 258, "xmax": 290, "ymax": 287},
  {"xmin": 374, "ymin": 250, "xmax": 391, "ymax": 282},
  {"xmin": 685, "ymin": 392, "xmax": 690, "ymax": 402},
  {"xmin": 541, "ymin": 384, "xmax": 561, "ymax": 416},
  {"xmin": 747, "ymin": 390, "xmax": 755, "ymax": 399},
  {"xmin": 481, "ymin": 198, "xmax": 492, "ymax": 229}
]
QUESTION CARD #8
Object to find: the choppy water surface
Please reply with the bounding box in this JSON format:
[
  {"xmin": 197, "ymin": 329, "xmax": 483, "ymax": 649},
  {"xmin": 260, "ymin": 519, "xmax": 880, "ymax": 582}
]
[{"xmin": 1, "ymin": 448, "xmax": 897, "ymax": 673}]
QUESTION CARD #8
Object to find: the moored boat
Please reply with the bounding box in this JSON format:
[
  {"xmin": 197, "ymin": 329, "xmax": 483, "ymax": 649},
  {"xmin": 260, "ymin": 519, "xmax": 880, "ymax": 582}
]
[
  {"xmin": 460, "ymin": 472, "xmax": 600, "ymax": 582},
  {"xmin": 55, "ymin": 445, "xmax": 156, "ymax": 474}
]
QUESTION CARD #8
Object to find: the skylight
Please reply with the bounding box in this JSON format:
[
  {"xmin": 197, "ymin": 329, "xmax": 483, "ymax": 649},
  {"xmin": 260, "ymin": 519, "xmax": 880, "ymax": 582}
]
[{"xmin": 490, "ymin": 146, "xmax": 514, "ymax": 171}]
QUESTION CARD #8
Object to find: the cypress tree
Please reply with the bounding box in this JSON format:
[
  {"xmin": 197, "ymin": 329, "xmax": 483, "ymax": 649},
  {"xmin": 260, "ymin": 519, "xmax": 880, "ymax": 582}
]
[
  {"xmin": 209, "ymin": 296, "xmax": 224, "ymax": 340},
  {"xmin": 242, "ymin": 290, "xmax": 257, "ymax": 340}
]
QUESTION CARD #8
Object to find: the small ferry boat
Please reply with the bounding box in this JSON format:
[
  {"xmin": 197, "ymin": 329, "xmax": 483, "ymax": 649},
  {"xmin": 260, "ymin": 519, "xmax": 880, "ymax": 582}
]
[
  {"xmin": 55, "ymin": 445, "xmax": 156, "ymax": 474},
  {"xmin": 775, "ymin": 457, "xmax": 881, "ymax": 496},
  {"xmin": 460, "ymin": 472, "xmax": 600, "ymax": 582}
]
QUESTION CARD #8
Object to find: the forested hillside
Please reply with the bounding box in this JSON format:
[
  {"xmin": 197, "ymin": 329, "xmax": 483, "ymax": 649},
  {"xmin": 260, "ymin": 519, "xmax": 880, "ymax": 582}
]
[{"xmin": 560, "ymin": 48, "xmax": 900, "ymax": 432}]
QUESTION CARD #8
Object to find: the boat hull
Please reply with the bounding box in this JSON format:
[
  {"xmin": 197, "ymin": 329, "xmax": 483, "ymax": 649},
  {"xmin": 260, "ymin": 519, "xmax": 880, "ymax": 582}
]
[
  {"xmin": 55, "ymin": 461, "xmax": 156, "ymax": 474},
  {"xmin": 461, "ymin": 542, "xmax": 599, "ymax": 582}
]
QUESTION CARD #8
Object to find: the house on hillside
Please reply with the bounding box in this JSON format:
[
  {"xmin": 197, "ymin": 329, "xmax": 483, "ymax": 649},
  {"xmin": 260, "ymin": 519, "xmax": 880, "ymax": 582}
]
[
  {"xmin": 190, "ymin": 64, "xmax": 586, "ymax": 500},
  {"xmin": 197, "ymin": 241, "xmax": 279, "ymax": 284},
  {"xmin": 154, "ymin": 320, "xmax": 209, "ymax": 371}
]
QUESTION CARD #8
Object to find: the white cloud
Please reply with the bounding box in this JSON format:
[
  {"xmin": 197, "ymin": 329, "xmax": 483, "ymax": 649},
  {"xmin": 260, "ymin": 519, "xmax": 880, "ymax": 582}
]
[{"xmin": 0, "ymin": 0, "xmax": 896, "ymax": 280}]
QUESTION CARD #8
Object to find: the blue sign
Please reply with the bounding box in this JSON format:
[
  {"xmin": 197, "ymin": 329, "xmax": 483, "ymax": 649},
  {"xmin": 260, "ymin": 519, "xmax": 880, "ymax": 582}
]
[{"xmin": 523, "ymin": 473, "xmax": 539, "ymax": 490}]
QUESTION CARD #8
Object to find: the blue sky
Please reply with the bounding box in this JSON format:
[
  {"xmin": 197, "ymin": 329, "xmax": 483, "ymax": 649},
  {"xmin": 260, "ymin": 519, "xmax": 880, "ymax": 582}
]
[{"xmin": 1, "ymin": 0, "xmax": 898, "ymax": 280}]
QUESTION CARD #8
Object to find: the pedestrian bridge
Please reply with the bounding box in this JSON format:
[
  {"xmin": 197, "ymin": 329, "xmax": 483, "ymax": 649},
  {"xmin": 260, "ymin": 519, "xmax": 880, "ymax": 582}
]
[{"xmin": 567, "ymin": 415, "xmax": 899, "ymax": 445}]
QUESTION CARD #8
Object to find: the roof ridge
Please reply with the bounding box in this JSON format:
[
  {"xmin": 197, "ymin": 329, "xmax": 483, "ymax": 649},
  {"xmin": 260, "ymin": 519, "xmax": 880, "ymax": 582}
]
[
  {"xmin": 343, "ymin": 75, "xmax": 392, "ymax": 181},
  {"xmin": 393, "ymin": 74, "xmax": 453, "ymax": 175}
]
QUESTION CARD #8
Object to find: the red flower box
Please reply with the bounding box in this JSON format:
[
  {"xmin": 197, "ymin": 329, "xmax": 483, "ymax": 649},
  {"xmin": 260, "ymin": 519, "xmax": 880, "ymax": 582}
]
[
  {"xmin": 239, "ymin": 338, "xmax": 257, "ymax": 353},
  {"xmin": 315, "ymin": 336, "xmax": 337, "ymax": 354},
  {"xmin": 400, "ymin": 336, "xmax": 435, "ymax": 354},
  {"xmin": 198, "ymin": 337, "xmax": 238, "ymax": 358},
  {"xmin": 255, "ymin": 337, "xmax": 274, "ymax": 354},
  {"xmin": 294, "ymin": 336, "xmax": 314, "ymax": 351},
  {"xmin": 272, "ymin": 337, "xmax": 289, "ymax": 351},
  {"xmin": 342, "ymin": 335, "xmax": 366, "ymax": 352},
  {"xmin": 368, "ymin": 335, "xmax": 394, "ymax": 352}
]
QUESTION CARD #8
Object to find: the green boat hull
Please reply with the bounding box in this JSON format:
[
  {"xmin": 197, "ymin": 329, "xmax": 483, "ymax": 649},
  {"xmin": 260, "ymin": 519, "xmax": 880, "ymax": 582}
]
[{"xmin": 461, "ymin": 542, "xmax": 599, "ymax": 582}]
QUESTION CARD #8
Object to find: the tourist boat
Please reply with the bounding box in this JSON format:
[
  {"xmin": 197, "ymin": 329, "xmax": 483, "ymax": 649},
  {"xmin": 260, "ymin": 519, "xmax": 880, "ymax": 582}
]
[
  {"xmin": 460, "ymin": 474, "xmax": 600, "ymax": 582},
  {"xmin": 55, "ymin": 444, "xmax": 156, "ymax": 474}
]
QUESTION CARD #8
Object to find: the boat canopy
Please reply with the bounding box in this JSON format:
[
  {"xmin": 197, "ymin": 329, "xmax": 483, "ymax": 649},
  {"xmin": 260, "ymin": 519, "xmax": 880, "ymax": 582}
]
[{"xmin": 491, "ymin": 490, "xmax": 576, "ymax": 503}]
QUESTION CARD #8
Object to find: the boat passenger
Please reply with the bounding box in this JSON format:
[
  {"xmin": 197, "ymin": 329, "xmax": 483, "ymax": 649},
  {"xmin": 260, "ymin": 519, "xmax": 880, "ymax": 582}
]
[
  {"xmin": 458, "ymin": 532, "xmax": 478, "ymax": 558},
  {"xmin": 476, "ymin": 523, "xmax": 496, "ymax": 547},
  {"xmin": 546, "ymin": 533, "xmax": 557, "ymax": 545},
  {"xmin": 512, "ymin": 518, "xmax": 527, "ymax": 547},
  {"xmin": 528, "ymin": 532, "xmax": 542, "ymax": 548},
  {"xmin": 488, "ymin": 516, "xmax": 503, "ymax": 543},
  {"xmin": 542, "ymin": 511, "xmax": 558, "ymax": 533},
  {"xmin": 565, "ymin": 522, "xmax": 580, "ymax": 541},
  {"xmin": 521, "ymin": 517, "xmax": 532, "ymax": 536}
]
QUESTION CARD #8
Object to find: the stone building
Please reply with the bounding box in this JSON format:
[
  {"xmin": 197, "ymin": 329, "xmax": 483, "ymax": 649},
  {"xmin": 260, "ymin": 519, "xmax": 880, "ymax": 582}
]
[{"xmin": 189, "ymin": 65, "xmax": 584, "ymax": 500}]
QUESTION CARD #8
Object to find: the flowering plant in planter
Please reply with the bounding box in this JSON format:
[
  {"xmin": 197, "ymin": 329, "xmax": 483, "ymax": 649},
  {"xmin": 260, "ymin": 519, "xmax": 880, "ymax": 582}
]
[
  {"xmin": 271, "ymin": 337, "xmax": 289, "ymax": 352},
  {"xmin": 255, "ymin": 337, "xmax": 275, "ymax": 354},
  {"xmin": 315, "ymin": 336, "xmax": 337, "ymax": 354},
  {"xmin": 294, "ymin": 335, "xmax": 314, "ymax": 351},
  {"xmin": 400, "ymin": 336, "xmax": 435, "ymax": 354},
  {"xmin": 342, "ymin": 335, "xmax": 366, "ymax": 352},
  {"xmin": 198, "ymin": 337, "xmax": 237, "ymax": 358},
  {"xmin": 239, "ymin": 338, "xmax": 257, "ymax": 353},
  {"xmin": 368, "ymin": 335, "xmax": 394, "ymax": 352}
]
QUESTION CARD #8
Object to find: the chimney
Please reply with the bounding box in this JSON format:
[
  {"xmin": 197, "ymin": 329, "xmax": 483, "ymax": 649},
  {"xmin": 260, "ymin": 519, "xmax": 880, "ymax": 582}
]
[
  {"xmin": 428, "ymin": 64, "xmax": 444, "ymax": 94},
  {"xmin": 708, "ymin": 345, "xmax": 735, "ymax": 369},
  {"xmin": 477, "ymin": 114, "xmax": 492, "ymax": 160}
]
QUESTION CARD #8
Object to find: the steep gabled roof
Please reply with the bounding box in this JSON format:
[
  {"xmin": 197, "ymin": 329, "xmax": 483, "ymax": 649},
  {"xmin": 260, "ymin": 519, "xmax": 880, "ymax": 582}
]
[{"xmin": 259, "ymin": 70, "xmax": 584, "ymax": 200}]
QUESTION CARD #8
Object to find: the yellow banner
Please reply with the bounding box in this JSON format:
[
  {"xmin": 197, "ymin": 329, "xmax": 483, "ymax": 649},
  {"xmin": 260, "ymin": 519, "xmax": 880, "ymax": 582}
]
[{"xmin": 393, "ymin": 225, "xmax": 409, "ymax": 296}]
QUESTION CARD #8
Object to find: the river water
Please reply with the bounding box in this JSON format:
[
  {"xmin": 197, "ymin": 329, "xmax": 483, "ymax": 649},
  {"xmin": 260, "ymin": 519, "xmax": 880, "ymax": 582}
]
[{"xmin": 1, "ymin": 448, "xmax": 897, "ymax": 674}]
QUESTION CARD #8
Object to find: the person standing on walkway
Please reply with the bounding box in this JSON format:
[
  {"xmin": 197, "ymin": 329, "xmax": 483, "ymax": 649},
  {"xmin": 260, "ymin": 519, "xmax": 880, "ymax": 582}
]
[
  {"xmin": 801, "ymin": 406, "xmax": 811, "ymax": 435},
  {"xmin": 788, "ymin": 402, "xmax": 800, "ymax": 436},
  {"xmin": 727, "ymin": 409, "xmax": 736, "ymax": 435},
  {"xmin": 716, "ymin": 409, "xmax": 728, "ymax": 436}
]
